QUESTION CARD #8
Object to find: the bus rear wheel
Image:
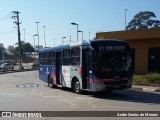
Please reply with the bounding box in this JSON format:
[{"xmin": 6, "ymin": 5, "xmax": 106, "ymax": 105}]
[
  {"xmin": 48, "ymin": 75, "xmax": 56, "ymax": 88},
  {"xmin": 73, "ymin": 78, "xmax": 81, "ymax": 94}
]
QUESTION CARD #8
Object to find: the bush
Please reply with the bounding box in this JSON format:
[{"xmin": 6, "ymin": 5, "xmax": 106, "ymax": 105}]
[{"xmin": 133, "ymin": 73, "xmax": 160, "ymax": 85}]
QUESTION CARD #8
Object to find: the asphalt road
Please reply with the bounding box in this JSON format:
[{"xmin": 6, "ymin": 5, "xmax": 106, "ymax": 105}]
[{"xmin": 0, "ymin": 71, "xmax": 160, "ymax": 120}]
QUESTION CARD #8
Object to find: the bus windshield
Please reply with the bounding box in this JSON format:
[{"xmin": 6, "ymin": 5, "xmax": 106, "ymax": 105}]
[{"xmin": 93, "ymin": 51, "xmax": 132, "ymax": 78}]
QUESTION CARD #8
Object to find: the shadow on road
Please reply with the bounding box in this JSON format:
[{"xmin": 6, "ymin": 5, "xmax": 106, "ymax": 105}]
[
  {"xmin": 91, "ymin": 90, "xmax": 160, "ymax": 105},
  {"xmin": 49, "ymin": 86, "xmax": 160, "ymax": 105}
]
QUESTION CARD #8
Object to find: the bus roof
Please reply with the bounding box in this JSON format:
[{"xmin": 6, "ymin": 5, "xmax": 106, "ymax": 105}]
[
  {"xmin": 39, "ymin": 44, "xmax": 70, "ymax": 52},
  {"xmin": 39, "ymin": 39, "xmax": 128, "ymax": 52},
  {"xmin": 90, "ymin": 39, "xmax": 127, "ymax": 43},
  {"xmin": 70, "ymin": 40, "xmax": 90, "ymax": 47}
]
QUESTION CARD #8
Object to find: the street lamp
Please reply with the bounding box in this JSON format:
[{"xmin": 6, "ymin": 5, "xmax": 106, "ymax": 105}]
[
  {"xmin": 23, "ymin": 29, "xmax": 25, "ymax": 42},
  {"xmin": 33, "ymin": 34, "xmax": 38, "ymax": 58},
  {"xmin": 71, "ymin": 22, "xmax": 79, "ymax": 42},
  {"xmin": 42, "ymin": 26, "xmax": 46, "ymax": 47},
  {"xmin": 53, "ymin": 39, "xmax": 55, "ymax": 46},
  {"xmin": 125, "ymin": 9, "xmax": 128, "ymax": 30},
  {"xmin": 35, "ymin": 22, "xmax": 40, "ymax": 49},
  {"xmin": 70, "ymin": 35, "xmax": 71, "ymax": 44},
  {"xmin": 78, "ymin": 30, "xmax": 83, "ymax": 41},
  {"xmin": 89, "ymin": 32, "xmax": 90, "ymax": 40},
  {"xmin": 62, "ymin": 37, "xmax": 66, "ymax": 45}
]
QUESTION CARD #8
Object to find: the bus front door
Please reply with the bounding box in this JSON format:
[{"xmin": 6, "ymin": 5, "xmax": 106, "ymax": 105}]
[
  {"xmin": 82, "ymin": 48, "xmax": 89, "ymax": 89},
  {"xmin": 56, "ymin": 52, "xmax": 62, "ymax": 85}
]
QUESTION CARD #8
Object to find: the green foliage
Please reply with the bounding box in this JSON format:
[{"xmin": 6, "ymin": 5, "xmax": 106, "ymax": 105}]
[
  {"xmin": 133, "ymin": 73, "xmax": 160, "ymax": 85},
  {"xmin": 12, "ymin": 47, "xmax": 19, "ymax": 56},
  {"xmin": 126, "ymin": 11, "xmax": 160, "ymax": 30},
  {"xmin": 12, "ymin": 41, "xmax": 34, "ymax": 55},
  {"xmin": 22, "ymin": 42, "xmax": 34, "ymax": 52}
]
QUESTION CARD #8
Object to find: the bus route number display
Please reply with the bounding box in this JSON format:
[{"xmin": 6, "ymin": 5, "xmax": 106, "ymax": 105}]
[{"xmin": 99, "ymin": 46, "xmax": 125, "ymax": 51}]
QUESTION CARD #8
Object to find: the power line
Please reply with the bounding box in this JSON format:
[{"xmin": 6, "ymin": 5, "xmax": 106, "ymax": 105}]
[
  {"xmin": 0, "ymin": 12, "xmax": 12, "ymax": 22},
  {"xmin": 0, "ymin": 30, "xmax": 16, "ymax": 35}
]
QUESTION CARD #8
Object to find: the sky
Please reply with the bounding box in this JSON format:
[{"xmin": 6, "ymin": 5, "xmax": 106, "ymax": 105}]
[{"xmin": 0, "ymin": 0, "xmax": 160, "ymax": 48}]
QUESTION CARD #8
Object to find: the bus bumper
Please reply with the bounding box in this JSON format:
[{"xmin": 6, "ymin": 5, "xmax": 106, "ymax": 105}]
[{"xmin": 89, "ymin": 79, "xmax": 133, "ymax": 92}]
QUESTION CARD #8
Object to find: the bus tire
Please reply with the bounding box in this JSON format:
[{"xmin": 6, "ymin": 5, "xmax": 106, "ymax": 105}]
[{"xmin": 73, "ymin": 78, "xmax": 81, "ymax": 94}]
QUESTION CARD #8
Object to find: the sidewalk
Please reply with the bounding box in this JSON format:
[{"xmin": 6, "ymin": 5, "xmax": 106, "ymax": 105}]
[{"xmin": 132, "ymin": 85, "xmax": 160, "ymax": 92}]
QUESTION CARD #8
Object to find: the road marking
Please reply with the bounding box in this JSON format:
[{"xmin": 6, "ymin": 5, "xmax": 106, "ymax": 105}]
[
  {"xmin": 143, "ymin": 88, "xmax": 156, "ymax": 92},
  {"xmin": 43, "ymin": 95, "xmax": 59, "ymax": 98},
  {"xmin": 43, "ymin": 95, "xmax": 74, "ymax": 106},
  {"xmin": 76, "ymin": 97, "xmax": 93, "ymax": 100},
  {"xmin": 0, "ymin": 92, "xmax": 26, "ymax": 97},
  {"xmin": 16, "ymin": 83, "xmax": 46, "ymax": 88}
]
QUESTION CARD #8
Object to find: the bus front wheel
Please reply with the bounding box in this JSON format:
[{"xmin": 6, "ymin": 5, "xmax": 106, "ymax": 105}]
[{"xmin": 73, "ymin": 78, "xmax": 81, "ymax": 94}]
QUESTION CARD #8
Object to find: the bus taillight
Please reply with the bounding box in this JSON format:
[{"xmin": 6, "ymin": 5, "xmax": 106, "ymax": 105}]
[{"xmin": 89, "ymin": 78, "xmax": 94, "ymax": 83}]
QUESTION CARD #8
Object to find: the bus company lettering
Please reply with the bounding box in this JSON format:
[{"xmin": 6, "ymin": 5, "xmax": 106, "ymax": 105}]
[{"xmin": 99, "ymin": 46, "xmax": 125, "ymax": 51}]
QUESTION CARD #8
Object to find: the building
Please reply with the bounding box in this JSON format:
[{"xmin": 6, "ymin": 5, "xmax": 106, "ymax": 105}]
[
  {"xmin": 0, "ymin": 43, "xmax": 4, "ymax": 48},
  {"xmin": 35, "ymin": 45, "xmax": 43, "ymax": 51},
  {"xmin": 8, "ymin": 46, "xmax": 14, "ymax": 51},
  {"xmin": 96, "ymin": 28, "xmax": 160, "ymax": 74}
]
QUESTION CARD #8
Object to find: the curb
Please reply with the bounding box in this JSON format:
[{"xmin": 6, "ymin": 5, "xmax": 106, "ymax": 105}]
[
  {"xmin": 132, "ymin": 86, "xmax": 160, "ymax": 93},
  {"xmin": 0, "ymin": 69, "xmax": 38, "ymax": 74},
  {"xmin": 155, "ymin": 89, "xmax": 160, "ymax": 92}
]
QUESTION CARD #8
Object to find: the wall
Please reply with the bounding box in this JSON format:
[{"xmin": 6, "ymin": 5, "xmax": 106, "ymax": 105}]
[{"xmin": 96, "ymin": 28, "xmax": 160, "ymax": 74}]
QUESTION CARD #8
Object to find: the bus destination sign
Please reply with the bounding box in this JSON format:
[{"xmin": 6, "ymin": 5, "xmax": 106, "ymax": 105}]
[{"xmin": 99, "ymin": 46, "xmax": 126, "ymax": 51}]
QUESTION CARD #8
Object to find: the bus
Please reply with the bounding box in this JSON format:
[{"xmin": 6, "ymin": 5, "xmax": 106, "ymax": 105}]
[{"xmin": 39, "ymin": 40, "xmax": 133, "ymax": 93}]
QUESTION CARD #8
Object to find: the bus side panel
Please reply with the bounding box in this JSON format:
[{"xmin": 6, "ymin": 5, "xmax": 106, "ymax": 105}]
[
  {"xmin": 70, "ymin": 66, "xmax": 82, "ymax": 89},
  {"xmin": 39, "ymin": 65, "xmax": 47, "ymax": 83},
  {"xmin": 62, "ymin": 66, "xmax": 71, "ymax": 87},
  {"xmin": 51, "ymin": 66, "xmax": 57, "ymax": 85},
  {"xmin": 46, "ymin": 65, "xmax": 53, "ymax": 81}
]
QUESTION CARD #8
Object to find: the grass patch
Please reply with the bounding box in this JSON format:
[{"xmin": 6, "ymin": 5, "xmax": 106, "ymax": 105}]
[{"xmin": 133, "ymin": 73, "xmax": 160, "ymax": 85}]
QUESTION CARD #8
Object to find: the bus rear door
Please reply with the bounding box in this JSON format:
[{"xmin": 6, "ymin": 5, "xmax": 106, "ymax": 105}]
[{"xmin": 82, "ymin": 48, "xmax": 89, "ymax": 89}]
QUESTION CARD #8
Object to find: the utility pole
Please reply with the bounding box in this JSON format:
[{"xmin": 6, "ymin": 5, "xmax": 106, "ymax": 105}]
[
  {"xmin": 23, "ymin": 29, "xmax": 25, "ymax": 42},
  {"xmin": 125, "ymin": 9, "xmax": 128, "ymax": 30},
  {"xmin": 70, "ymin": 35, "xmax": 71, "ymax": 44},
  {"xmin": 35, "ymin": 22, "xmax": 40, "ymax": 50},
  {"xmin": 12, "ymin": 11, "xmax": 23, "ymax": 70},
  {"xmin": 42, "ymin": 26, "xmax": 46, "ymax": 47}
]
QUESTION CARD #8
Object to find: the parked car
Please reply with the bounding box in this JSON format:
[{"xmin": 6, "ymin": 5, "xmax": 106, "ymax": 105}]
[
  {"xmin": 0, "ymin": 63, "xmax": 14, "ymax": 71},
  {"xmin": 31, "ymin": 59, "xmax": 39, "ymax": 69},
  {"xmin": 5, "ymin": 60, "xmax": 17, "ymax": 66}
]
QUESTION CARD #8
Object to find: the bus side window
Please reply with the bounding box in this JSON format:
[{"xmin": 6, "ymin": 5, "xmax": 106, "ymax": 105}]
[
  {"xmin": 71, "ymin": 47, "xmax": 80, "ymax": 66},
  {"xmin": 50, "ymin": 51, "xmax": 55, "ymax": 65},
  {"xmin": 39, "ymin": 52, "xmax": 44, "ymax": 65},
  {"xmin": 44, "ymin": 52, "xmax": 50, "ymax": 65},
  {"xmin": 62, "ymin": 49, "xmax": 70, "ymax": 65}
]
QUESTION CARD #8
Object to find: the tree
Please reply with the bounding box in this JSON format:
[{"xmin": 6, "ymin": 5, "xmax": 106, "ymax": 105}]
[
  {"xmin": 22, "ymin": 43, "xmax": 34, "ymax": 52},
  {"xmin": 12, "ymin": 41, "xmax": 34, "ymax": 56},
  {"xmin": 126, "ymin": 11, "xmax": 160, "ymax": 30},
  {"xmin": 0, "ymin": 47, "xmax": 4, "ymax": 60}
]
